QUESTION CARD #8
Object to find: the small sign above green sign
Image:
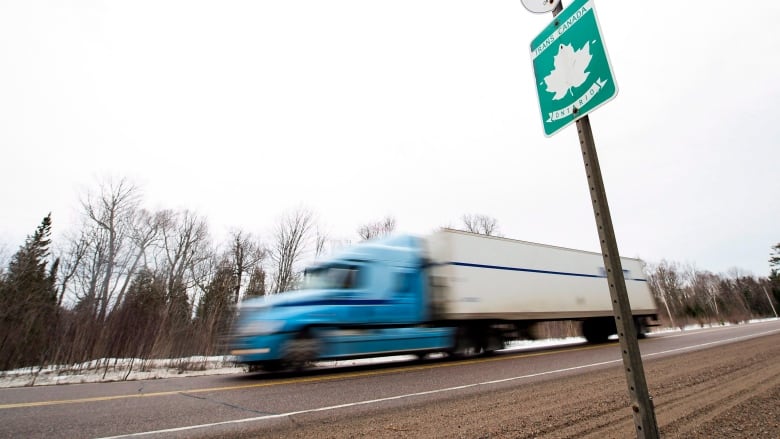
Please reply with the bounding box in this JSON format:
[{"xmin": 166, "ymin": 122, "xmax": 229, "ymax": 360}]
[{"xmin": 530, "ymin": 0, "xmax": 617, "ymax": 136}]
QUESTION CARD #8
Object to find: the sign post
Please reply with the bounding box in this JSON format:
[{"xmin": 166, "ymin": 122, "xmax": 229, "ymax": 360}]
[
  {"xmin": 575, "ymin": 116, "xmax": 660, "ymax": 438},
  {"xmin": 529, "ymin": 1, "xmax": 660, "ymax": 437}
]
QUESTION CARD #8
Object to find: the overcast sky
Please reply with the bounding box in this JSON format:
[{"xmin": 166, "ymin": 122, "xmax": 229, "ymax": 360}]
[{"xmin": 1, "ymin": 1, "xmax": 778, "ymax": 276}]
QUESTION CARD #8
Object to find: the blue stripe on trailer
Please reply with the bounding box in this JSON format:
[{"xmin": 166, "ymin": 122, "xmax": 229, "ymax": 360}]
[{"xmin": 449, "ymin": 261, "xmax": 647, "ymax": 282}]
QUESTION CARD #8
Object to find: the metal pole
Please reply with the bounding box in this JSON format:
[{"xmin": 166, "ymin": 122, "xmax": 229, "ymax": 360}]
[
  {"xmin": 576, "ymin": 116, "xmax": 659, "ymax": 438},
  {"xmin": 550, "ymin": 3, "xmax": 660, "ymax": 438}
]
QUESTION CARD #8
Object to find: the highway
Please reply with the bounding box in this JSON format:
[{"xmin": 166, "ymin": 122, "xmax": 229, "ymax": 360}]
[{"xmin": 1, "ymin": 319, "xmax": 779, "ymax": 438}]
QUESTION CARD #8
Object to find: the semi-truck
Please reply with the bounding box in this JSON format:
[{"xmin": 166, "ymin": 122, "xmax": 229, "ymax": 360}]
[{"xmin": 230, "ymin": 229, "xmax": 657, "ymax": 371}]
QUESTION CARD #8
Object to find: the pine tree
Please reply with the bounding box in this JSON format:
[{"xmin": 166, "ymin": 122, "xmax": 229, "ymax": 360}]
[
  {"xmin": 195, "ymin": 262, "xmax": 236, "ymax": 354},
  {"xmin": 770, "ymin": 243, "xmax": 780, "ymax": 304},
  {"xmin": 244, "ymin": 266, "xmax": 267, "ymax": 298},
  {"xmin": 770, "ymin": 243, "xmax": 780, "ymax": 272},
  {"xmin": 0, "ymin": 214, "xmax": 59, "ymax": 369},
  {"xmin": 109, "ymin": 268, "xmax": 166, "ymax": 358}
]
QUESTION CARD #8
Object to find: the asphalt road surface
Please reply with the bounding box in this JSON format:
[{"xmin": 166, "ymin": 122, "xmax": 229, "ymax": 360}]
[{"xmin": 1, "ymin": 319, "xmax": 779, "ymax": 438}]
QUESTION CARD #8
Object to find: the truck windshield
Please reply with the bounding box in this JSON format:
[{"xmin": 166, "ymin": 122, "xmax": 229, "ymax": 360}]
[{"xmin": 302, "ymin": 266, "xmax": 359, "ymax": 290}]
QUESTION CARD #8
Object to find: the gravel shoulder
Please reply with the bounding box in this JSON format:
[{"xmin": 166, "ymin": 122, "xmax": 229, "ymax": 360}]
[{"xmin": 229, "ymin": 333, "xmax": 780, "ymax": 438}]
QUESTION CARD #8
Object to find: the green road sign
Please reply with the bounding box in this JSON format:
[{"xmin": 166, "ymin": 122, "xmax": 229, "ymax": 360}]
[{"xmin": 530, "ymin": 0, "xmax": 617, "ymax": 137}]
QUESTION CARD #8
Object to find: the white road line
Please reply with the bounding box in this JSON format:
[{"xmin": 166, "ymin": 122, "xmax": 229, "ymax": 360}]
[
  {"xmin": 644, "ymin": 328, "xmax": 780, "ymax": 358},
  {"xmin": 97, "ymin": 327, "xmax": 780, "ymax": 439}
]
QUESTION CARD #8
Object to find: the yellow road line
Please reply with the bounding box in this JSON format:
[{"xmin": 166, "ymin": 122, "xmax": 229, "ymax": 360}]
[{"xmin": 0, "ymin": 343, "xmax": 613, "ymax": 410}]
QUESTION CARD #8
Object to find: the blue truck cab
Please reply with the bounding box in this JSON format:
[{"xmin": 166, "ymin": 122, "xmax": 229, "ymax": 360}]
[{"xmin": 230, "ymin": 235, "xmax": 454, "ymax": 371}]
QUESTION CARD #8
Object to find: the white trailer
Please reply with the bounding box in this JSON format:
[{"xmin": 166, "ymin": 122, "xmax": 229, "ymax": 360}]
[{"xmin": 425, "ymin": 229, "xmax": 657, "ymax": 344}]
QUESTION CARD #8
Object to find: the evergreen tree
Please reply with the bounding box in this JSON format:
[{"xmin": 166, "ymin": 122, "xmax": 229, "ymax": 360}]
[
  {"xmin": 152, "ymin": 278, "xmax": 193, "ymax": 358},
  {"xmin": 109, "ymin": 267, "xmax": 166, "ymax": 358},
  {"xmin": 0, "ymin": 214, "xmax": 59, "ymax": 369},
  {"xmin": 770, "ymin": 243, "xmax": 780, "ymax": 272},
  {"xmin": 244, "ymin": 266, "xmax": 267, "ymax": 298},
  {"xmin": 195, "ymin": 263, "xmax": 235, "ymax": 354},
  {"xmin": 770, "ymin": 243, "xmax": 780, "ymax": 304}
]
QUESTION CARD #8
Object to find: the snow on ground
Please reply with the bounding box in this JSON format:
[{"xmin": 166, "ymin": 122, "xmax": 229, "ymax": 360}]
[
  {"xmin": 0, "ymin": 356, "xmax": 245, "ymax": 388},
  {"xmin": 1, "ymin": 319, "xmax": 775, "ymax": 388}
]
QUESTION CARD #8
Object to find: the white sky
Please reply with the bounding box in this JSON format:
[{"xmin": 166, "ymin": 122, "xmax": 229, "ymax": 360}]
[{"xmin": 1, "ymin": 1, "xmax": 778, "ymax": 276}]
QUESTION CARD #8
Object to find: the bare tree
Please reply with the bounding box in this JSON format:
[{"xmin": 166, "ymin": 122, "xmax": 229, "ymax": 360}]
[
  {"xmin": 158, "ymin": 209, "xmax": 211, "ymax": 305},
  {"xmin": 269, "ymin": 208, "xmax": 315, "ymax": 294},
  {"xmin": 729, "ymin": 268, "xmax": 769, "ymax": 318},
  {"xmin": 461, "ymin": 214, "xmax": 502, "ymax": 237},
  {"xmin": 226, "ymin": 230, "xmax": 265, "ymax": 303},
  {"xmin": 686, "ymin": 267, "xmax": 722, "ymax": 323},
  {"xmin": 314, "ymin": 226, "xmax": 329, "ymax": 258},
  {"xmin": 80, "ymin": 177, "xmax": 141, "ymax": 321},
  {"xmin": 646, "ymin": 260, "xmax": 684, "ymax": 328},
  {"xmin": 357, "ymin": 215, "xmax": 396, "ymax": 241},
  {"xmin": 61, "ymin": 187, "xmax": 163, "ymax": 364},
  {"xmin": 151, "ymin": 209, "xmax": 211, "ymax": 356},
  {"xmin": 54, "ymin": 230, "xmax": 90, "ymax": 309},
  {"xmin": 113, "ymin": 209, "xmax": 165, "ymax": 309},
  {"xmin": 71, "ymin": 225, "xmax": 107, "ymax": 318}
]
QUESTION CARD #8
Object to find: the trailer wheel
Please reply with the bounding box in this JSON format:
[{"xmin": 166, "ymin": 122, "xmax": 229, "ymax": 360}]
[
  {"xmin": 482, "ymin": 330, "xmax": 503, "ymax": 355},
  {"xmin": 634, "ymin": 317, "xmax": 648, "ymax": 339},
  {"xmin": 582, "ymin": 318, "xmax": 615, "ymax": 344}
]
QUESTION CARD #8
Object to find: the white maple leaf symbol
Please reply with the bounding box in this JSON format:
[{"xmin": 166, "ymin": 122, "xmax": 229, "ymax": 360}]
[{"xmin": 543, "ymin": 42, "xmax": 592, "ymax": 100}]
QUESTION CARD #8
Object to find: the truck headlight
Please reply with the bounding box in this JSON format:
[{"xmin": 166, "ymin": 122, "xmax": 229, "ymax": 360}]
[{"xmin": 237, "ymin": 320, "xmax": 285, "ymax": 336}]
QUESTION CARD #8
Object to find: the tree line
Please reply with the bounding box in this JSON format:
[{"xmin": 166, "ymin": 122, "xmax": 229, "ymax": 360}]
[
  {"xmin": 645, "ymin": 257, "xmax": 779, "ymax": 329},
  {"xmin": 0, "ymin": 178, "xmax": 777, "ymax": 371},
  {"xmin": 1, "ymin": 179, "xmax": 277, "ymax": 371}
]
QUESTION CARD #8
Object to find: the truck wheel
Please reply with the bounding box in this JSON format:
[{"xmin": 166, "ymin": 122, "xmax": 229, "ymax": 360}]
[
  {"xmin": 450, "ymin": 326, "xmax": 487, "ymax": 358},
  {"xmin": 634, "ymin": 317, "xmax": 648, "ymax": 339},
  {"xmin": 582, "ymin": 318, "xmax": 614, "ymax": 344},
  {"xmin": 483, "ymin": 331, "xmax": 504, "ymax": 355},
  {"xmin": 258, "ymin": 360, "xmax": 285, "ymax": 373},
  {"xmin": 282, "ymin": 333, "xmax": 320, "ymax": 371},
  {"xmin": 451, "ymin": 342, "xmax": 480, "ymax": 358}
]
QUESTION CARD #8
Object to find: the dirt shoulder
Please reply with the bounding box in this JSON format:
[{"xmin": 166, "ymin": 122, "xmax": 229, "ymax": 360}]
[{"xmin": 236, "ymin": 333, "xmax": 780, "ymax": 438}]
